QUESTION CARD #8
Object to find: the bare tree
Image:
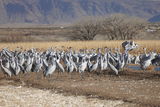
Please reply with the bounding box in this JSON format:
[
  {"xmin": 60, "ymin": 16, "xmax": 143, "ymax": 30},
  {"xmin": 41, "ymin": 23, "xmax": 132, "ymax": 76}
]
[
  {"xmin": 102, "ymin": 16, "xmax": 144, "ymax": 40},
  {"xmin": 71, "ymin": 19, "xmax": 101, "ymax": 40}
]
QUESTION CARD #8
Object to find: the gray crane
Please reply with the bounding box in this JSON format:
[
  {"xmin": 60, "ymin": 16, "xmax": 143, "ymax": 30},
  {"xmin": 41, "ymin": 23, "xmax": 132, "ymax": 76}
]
[
  {"xmin": 78, "ymin": 57, "xmax": 87, "ymax": 79},
  {"xmin": 107, "ymin": 53, "xmax": 119, "ymax": 75},
  {"xmin": 140, "ymin": 52, "xmax": 157, "ymax": 70},
  {"xmin": 44, "ymin": 58, "xmax": 57, "ymax": 77},
  {"xmin": 0, "ymin": 59, "xmax": 12, "ymax": 77},
  {"xmin": 89, "ymin": 56, "xmax": 99, "ymax": 72}
]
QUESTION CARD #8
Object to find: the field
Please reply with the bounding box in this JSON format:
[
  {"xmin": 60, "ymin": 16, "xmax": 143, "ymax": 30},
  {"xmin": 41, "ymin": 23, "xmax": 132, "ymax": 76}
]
[
  {"xmin": 0, "ymin": 27, "xmax": 73, "ymax": 42},
  {"xmin": 0, "ymin": 25, "xmax": 160, "ymax": 42},
  {"xmin": 0, "ymin": 40, "xmax": 160, "ymax": 107},
  {"xmin": 0, "ymin": 40, "xmax": 160, "ymax": 53}
]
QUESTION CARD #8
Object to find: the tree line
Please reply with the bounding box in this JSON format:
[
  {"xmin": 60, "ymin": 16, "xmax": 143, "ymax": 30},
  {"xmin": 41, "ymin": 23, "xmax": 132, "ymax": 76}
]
[{"xmin": 71, "ymin": 15, "xmax": 146, "ymax": 40}]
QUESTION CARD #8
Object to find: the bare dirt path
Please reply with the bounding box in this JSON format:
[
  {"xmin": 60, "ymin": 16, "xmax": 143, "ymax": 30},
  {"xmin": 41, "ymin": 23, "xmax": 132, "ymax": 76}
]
[
  {"xmin": 0, "ymin": 70, "xmax": 160, "ymax": 107},
  {"xmin": 0, "ymin": 80, "xmax": 125, "ymax": 107}
]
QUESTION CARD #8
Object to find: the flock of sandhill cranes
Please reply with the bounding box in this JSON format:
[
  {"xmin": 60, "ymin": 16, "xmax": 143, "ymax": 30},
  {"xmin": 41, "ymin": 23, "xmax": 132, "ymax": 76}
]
[{"xmin": 0, "ymin": 41, "xmax": 160, "ymax": 78}]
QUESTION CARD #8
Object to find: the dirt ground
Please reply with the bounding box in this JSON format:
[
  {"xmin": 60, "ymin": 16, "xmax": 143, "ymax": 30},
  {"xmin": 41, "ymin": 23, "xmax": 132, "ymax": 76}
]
[
  {"xmin": 0, "ymin": 69, "xmax": 160, "ymax": 107},
  {"xmin": 0, "ymin": 82, "xmax": 125, "ymax": 107}
]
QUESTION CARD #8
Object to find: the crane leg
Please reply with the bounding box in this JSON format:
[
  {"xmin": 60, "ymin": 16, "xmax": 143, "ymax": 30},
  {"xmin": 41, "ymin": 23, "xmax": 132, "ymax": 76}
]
[{"xmin": 80, "ymin": 72, "xmax": 84, "ymax": 80}]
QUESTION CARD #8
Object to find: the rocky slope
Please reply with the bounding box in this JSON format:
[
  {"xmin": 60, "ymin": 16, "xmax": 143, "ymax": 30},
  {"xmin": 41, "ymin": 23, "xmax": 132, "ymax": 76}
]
[{"xmin": 0, "ymin": 0, "xmax": 160, "ymax": 24}]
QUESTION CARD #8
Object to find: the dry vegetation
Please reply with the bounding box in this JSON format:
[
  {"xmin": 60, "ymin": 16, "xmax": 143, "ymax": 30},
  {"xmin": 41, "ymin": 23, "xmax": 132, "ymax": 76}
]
[
  {"xmin": 0, "ymin": 15, "xmax": 160, "ymax": 42},
  {"xmin": 71, "ymin": 15, "xmax": 146, "ymax": 41},
  {"xmin": 0, "ymin": 27, "xmax": 72, "ymax": 42},
  {"xmin": 0, "ymin": 40, "xmax": 160, "ymax": 54}
]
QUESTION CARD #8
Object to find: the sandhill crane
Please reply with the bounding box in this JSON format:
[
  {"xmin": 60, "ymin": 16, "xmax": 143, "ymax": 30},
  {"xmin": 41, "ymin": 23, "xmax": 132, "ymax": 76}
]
[
  {"xmin": 56, "ymin": 60, "xmax": 65, "ymax": 72},
  {"xmin": 0, "ymin": 59, "xmax": 12, "ymax": 77},
  {"xmin": 3, "ymin": 59, "xmax": 10, "ymax": 69},
  {"xmin": 140, "ymin": 52, "xmax": 157, "ymax": 70},
  {"xmin": 116, "ymin": 54, "xmax": 125, "ymax": 70},
  {"xmin": 102, "ymin": 55, "xmax": 108, "ymax": 70},
  {"xmin": 87, "ymin": 58, "xmax": 92, "ymax": 72},
  {"xmin": 64, "ymin": 55, "xmax": 78, "ymax": 78},
  {"xmin": 78, "ymin": 57, "xmax": 87, "ymax": 79},
  {"xmin": 44, "ymin": 58, "xmax": 57, "ymax": 77},
  {"xmin": 10, "ymin": 57, "xmax": 16, "ymax": 71},
  {"xmin": 64, "ymin": 55, "xmax": 71, "ymax": 72},
  {"xmin": 25, "ymin": 56, "xmax": 34, "ymax": 73},
  {"xmin": 122, "ymin": 40, "xmax": 138, "ymax": 51},
  {"xmin": 89, "ymin": 56, "xmax": 99, "ymax": 72},
  {"xmin": 3, "ymin": 48, "xmax": 12, "ymax": 57},
  {"xmin": 42, "ymin": 58, "xmax": 49, "ymax": 70},
  {"xmin": 152, "ymin": 54, "xmax": 160, "ymax": 66},
  {"xmin": 0, "ymin": 40, "xmax": 158, "ymax": 78},
  {"xmin": 14, "ymin": 59, "xmax": 21, "ymax": 75},
  {"xmin": 107, "ymin": 53, "xmax": 119, "ymax": 75},
  {"xmin": 32, "ymin": 57, "xmax": 43, "ymax": 72},
  {"xmin": 100, "ymin": 55, "xmax": 104, "ymax": 71},
  {"xmin": 18, "ymin": 54, "xmax": 25, "ymax": 66}
]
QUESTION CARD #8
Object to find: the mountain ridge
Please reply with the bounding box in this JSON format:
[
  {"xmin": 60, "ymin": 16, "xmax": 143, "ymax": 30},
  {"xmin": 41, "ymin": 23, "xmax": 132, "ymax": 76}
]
[{"xmin": 0, "ymin": 0, "xmax": 160, "ymax": 24}]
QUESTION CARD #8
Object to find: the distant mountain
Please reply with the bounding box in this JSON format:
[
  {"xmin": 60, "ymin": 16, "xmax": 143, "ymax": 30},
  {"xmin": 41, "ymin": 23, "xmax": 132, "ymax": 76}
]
[
  {"xmin": 0, "ymin": 0, "xmax": 160, "ymax": 24},
  {"xmin": 148, "ymin": 14, "xmax": 160, "ymax": 22}
]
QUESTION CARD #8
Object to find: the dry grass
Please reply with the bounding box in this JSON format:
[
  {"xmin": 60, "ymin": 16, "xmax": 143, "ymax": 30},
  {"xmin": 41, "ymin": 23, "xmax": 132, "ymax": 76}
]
[
  {"xmin": 0, "ymin": 40, "xmax": 160, "ymax": 53},
  {"xmin": 0, "ymin": 41, "xmax": 120, "ymax": 50}
]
